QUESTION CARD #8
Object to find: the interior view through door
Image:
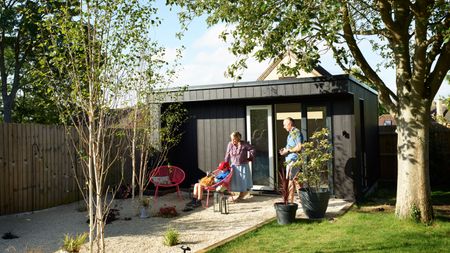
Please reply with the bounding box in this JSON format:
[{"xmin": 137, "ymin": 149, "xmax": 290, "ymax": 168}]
[
  {"xmin": 246, "ymin": 105, "xmax": 274, "ymax": 190},
  {"xmin": 274, "ymin": 104, "xmax": 332, "ymax": 192},
  {"xmin": 274, "ymin": 103, "xmax": 302, "ymax": 181}
]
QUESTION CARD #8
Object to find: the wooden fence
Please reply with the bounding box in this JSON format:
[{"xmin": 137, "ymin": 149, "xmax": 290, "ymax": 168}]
[
  {"xmin": 379, "ymin": 124, "xmax": 450, "ymax": 186},
  {"xmin": 0, "ymin": 123, "xmax": 130, "ymax": 216}
]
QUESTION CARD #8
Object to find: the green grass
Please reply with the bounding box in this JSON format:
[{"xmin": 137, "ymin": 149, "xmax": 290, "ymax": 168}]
[{"xmin": 208, "ymin": 187, "xmax": 450, "ymax": 253}]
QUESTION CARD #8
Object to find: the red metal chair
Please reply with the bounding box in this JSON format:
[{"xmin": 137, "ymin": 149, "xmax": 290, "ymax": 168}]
[
  {"xmin": 149, "ymin": 165, "xmax": 185, "ymax": 205},
  {"xmin": 203, "ymin": 167, "xmax": 233, "ymax": 207}
]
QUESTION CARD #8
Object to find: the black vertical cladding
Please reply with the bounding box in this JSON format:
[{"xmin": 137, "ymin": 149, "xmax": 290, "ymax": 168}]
[
  {"xmin": 162, "ymin": 75, "xmax": 378, "ymax": 199},
  {"xmin": 168, "ymin": 101, "xmax": 246, "ymax": 185}
]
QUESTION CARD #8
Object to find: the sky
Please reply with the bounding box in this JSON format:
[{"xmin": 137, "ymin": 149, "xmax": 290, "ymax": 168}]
[{"xmin": 152, "ymin": 2, "xmax": 450, "ymax": 100}]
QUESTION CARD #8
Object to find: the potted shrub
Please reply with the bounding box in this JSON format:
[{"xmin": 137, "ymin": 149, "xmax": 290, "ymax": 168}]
[
  {"xmin": 293, "ymin": 128, "xmax": 333, "ymax": 219},
  {"xmin": 139, "ymin": 197, "xmax": 151, "ymax": 218},
  {"xmin": 273, "ymin": 169, "xmax": 298, "ymax": 225}
]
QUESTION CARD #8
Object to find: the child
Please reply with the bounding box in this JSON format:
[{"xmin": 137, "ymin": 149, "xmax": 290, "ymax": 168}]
[{"xmin": 185, "ymin": 161, "xmax": 231, "ymax": 209}]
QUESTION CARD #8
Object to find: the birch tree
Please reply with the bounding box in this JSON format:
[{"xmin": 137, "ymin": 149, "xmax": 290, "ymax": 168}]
[
  {"xmin": 123, "ymin": 50, "xmax": 186, "ymax": 201},
  {"xmin": 38, "ymin": 0, "xmax": 170, "ymax": 251},
  {"xmin": 170, "ymin": 0, "xmax": 450, "ymax": 223}
]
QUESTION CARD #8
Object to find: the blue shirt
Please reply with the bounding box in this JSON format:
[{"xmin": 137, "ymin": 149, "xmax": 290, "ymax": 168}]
[{"xmin": 285, "ymin": 127, "xmax": 303, "ymax": 162}]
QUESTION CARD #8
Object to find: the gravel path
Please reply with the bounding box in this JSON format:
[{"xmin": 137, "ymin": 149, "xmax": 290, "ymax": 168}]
[{"xmin": 0, "ymin": 192, "xmax": 352, "ymax": 253}]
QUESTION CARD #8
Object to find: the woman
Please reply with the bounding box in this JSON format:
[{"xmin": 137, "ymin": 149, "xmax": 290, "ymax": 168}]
[{"xmin": 224, "ymin": 131, "xmax": 255, "ymax": 201}]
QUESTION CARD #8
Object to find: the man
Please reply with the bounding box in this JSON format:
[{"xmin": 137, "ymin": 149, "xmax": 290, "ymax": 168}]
[{"xmin": 279, "ymin": 117, "xmax": 303, "ymax": 203}]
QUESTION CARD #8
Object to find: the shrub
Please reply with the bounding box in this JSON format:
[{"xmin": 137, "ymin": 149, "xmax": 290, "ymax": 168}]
[
  {"xmin": 294, "ymin": 128, "xmax": 333, "ymax": 191},
  {"xmin": 62, "ymin": 232, "xmax": 88, "ymax": 253},
  {"xmin": 158, "ymin": 206, "xmax": 178, "ymax": 218},
  {"xmin": 163, "ymin": 227, "xmax": 180, "ymax": 246}
]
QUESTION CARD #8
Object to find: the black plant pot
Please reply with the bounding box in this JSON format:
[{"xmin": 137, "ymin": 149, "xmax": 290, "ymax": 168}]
[
  {"xmin": 299, "ymin": 188, "xmax": 330, "ymax": 219},
  {"xmin": 274, "ymin": 202, "xmax": 298, "ymax": 225}
]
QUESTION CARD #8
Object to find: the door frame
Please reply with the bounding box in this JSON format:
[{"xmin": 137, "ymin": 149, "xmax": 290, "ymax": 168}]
[{"xmin": 246, "ymin": 105, "xmax": 275, "ymax": 190}]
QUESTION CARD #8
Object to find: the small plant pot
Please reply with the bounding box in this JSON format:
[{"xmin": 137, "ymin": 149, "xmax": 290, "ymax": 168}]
[
  {"xmin": 140, "ymin": 206, "xmax": 149, "ymax": 219},
  {"xmin": 274, "ymin": 202, "xmax": 298, "ymax": 225}
]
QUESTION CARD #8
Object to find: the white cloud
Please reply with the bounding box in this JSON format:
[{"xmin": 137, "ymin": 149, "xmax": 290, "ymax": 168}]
[{"xmin": 173, "ymin": 24, "xmax": 270, "ymax": 86}]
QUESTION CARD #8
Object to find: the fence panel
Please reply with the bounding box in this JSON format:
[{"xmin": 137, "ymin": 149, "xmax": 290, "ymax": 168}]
[
  {"xmin": 0, "ymin": 123, "xmax": 131, "ymax": 216},
  {"xmin": 379, "ymin": 125, "xmax": 450, "ymax": 185}
]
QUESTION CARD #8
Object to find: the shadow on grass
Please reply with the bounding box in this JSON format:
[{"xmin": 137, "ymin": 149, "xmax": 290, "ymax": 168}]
[
  {"xmin": 431, "ymin": 190, "xmax": 450, "ymax": 205},
  {"xmin": 291, "ymin": 218, "xmax": 324, "ymax": 225},
  {"xmin": 354, "ymin": 183, "xmax": 450, "ymax": 220}
]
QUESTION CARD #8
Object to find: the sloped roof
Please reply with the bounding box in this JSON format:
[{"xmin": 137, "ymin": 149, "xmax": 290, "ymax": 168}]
[{"xmin": 257, "ymin": 51, "xmax": 332, "ymax": 81}]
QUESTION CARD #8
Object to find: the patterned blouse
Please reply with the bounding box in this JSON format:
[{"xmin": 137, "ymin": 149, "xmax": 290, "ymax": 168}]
[{"xmin": 224, "ymin": 141, "xmax": 256, "ymax": 166}]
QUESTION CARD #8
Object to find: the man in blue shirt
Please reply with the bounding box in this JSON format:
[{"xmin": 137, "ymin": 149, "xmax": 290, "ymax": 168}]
[{"xmin": 279, "ymin": 117, "xmax": 303, "ymax": 203}]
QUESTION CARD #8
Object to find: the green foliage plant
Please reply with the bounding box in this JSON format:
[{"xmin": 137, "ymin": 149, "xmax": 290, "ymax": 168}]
[
  {"xmin": 411, "ymin": 204, "xmax": 421, "ymax": 223},
  {"xmin": 293, "ymin": 128, "xmax": 332, "ymax": 192},
  {"xmin": 141, "ymin": 197, "xmax": 151, "ymax": 208},
  {"xmin": 163, "ymin": 227, "xmax": 180, "ymax": 246},
  {"xmin": 62, "ymin": 233, "xmax": 88, "ymax": 253}
]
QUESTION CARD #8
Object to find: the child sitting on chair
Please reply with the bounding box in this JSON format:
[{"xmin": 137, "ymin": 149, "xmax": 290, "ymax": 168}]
[{"xmin": 185, "ymin": 161, "xmax": 231, "ymax": 208}]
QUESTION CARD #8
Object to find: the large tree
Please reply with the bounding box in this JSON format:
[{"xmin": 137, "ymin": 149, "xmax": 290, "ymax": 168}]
[
  {"xmin": 170, "ymin": 0, "xmax": 450, "ymax": 223},
  {"xmin": 1, "ymin": 0, "xmax": 78, "ymax": 123},
  {"xmin": 1, "ymin": 0, "xmax": 41, "ymax": 122}
]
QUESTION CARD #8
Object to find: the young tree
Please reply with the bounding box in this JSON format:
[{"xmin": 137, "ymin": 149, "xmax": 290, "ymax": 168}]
[
  {"xmin": 121, "ymin": 47, "xmax": 186, "ymax": 202},
  {"xmin": 38, "ymin": 0, "xmax": 174, "ymax": 251},
  {"xmin": 170, "ymin": 0, "xmax": 450, "ymax": 223}
]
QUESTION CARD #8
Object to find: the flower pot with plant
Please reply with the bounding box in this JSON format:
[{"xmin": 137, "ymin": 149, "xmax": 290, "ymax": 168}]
[
  {"xmin": 293, "ymin": 128, "xmax": 333, "ymax": 219},
  {"xmin": 273, "ymin": 169, "xmax": 298, "ymax": 225},
  {"xmin": 139, "ymin": 197, "xmax": 151, "ymax": 218}
]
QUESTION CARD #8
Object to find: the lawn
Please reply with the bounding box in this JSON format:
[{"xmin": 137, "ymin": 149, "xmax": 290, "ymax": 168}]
[{"xmin": 208, "ymin": 186, "xmax": 450, "ymax": 253}]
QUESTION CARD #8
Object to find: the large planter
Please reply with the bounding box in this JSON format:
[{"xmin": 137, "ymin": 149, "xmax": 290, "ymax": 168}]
[
  {"xmin": 274, "ymin": 202, "xmax": 298, "ymax": 225},
  {"xmin": 299, "ymin": 188, "xmax": 330, "ymax": 219}
]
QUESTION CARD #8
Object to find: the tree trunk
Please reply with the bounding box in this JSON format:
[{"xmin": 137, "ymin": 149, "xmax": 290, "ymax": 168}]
[
  {"xmin": 88, "ymin": 121, "xmax": 95, "ymax": 253},
  {"xmin": 96, "ymin": 192, "xmax": 105, "ymax": 253},
  {"xmin": 2, "ymin": 96, "xmax": 13, "ymax": 123},
  {"xmin": 395, "ymin": 97, "xmax": 433, "ymax": 223}
]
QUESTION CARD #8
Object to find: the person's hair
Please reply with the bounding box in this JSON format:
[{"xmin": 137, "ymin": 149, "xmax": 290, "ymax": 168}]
[
  {"xmin": 230, "ymin": 131, "xmax": 242, "ymax": 141},
  {"xmin": 285, "ymin": 117, "xmax": 295, "ymax": 126}
]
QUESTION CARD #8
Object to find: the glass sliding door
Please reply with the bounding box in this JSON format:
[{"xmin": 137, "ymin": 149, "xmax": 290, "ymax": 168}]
[{"xmin": 246, "ymin": 105, "xmax": 274, "ymax": 190}]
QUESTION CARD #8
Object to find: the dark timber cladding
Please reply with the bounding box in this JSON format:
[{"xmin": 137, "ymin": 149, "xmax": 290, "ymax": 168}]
[{"xmin": 164, "ymin": 75, "xmax": 378, "ymax": 201}]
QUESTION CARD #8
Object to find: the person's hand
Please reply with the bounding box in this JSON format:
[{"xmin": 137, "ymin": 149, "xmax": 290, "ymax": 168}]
[{"xmin": 279, "ymin": 148, "xmax": 288, "ymax": 156}]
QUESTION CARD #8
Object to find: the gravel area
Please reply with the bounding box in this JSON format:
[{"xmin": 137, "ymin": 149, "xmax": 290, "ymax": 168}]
[{"xmin": 0, "ymin": 192, "xmax": 352, "ymax": 253}]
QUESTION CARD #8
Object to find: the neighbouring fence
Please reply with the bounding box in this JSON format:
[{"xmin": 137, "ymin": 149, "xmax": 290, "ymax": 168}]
[
  {"xmin": 379, "ymin": 124, "xmax": 450, "ymax": 186},
  {"xmin": 0, "ymin": 123, "xmax": 131, "ymax": 216}
]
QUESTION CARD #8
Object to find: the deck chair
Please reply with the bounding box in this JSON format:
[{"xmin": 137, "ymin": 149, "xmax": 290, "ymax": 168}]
[
  {"xmin": 149, "ymin": 165, "xmax": 185, "ymax": 205},
  {"xmin": 203, "ymin": 167, "xmax": 233, "ymax": 207}
]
